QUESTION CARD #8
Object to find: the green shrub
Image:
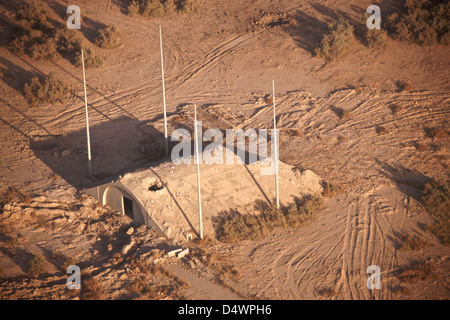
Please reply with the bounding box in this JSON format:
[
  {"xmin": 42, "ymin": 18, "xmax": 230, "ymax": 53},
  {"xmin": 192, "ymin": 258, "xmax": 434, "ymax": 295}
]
[
  {"xmin": 421, "ymin": 180, "xmax": 450, "ymax": 244},
  {"xmin": 24, "ymin": 72, "xmax": 69, "ymax": 106},
  {"xmin": 315, "ymin": 18, "xmax": 355, "ymax": 61},
  {"xmin": 387, "ymin": 0, "xmax": 450, "ymax": 45},
  {"xmin": 94, "ymin": 25, "xmax": 121, "ymax": 49},
  {"xmin": 27, "ymin": 254, "xmax": 48, "ymax": 278}
]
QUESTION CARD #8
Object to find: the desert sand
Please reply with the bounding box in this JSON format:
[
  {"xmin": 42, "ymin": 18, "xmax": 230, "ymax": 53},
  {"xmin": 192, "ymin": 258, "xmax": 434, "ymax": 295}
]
[{"xmin": 0, "ymin": 0, "xmax": 449, "ymax": 300}]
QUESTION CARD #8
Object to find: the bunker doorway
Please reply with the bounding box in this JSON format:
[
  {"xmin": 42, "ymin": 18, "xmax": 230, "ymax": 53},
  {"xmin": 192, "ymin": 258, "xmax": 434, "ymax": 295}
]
[{"xmin": 122, "ymin": 196, "xmax": 134, "ymax": 219}]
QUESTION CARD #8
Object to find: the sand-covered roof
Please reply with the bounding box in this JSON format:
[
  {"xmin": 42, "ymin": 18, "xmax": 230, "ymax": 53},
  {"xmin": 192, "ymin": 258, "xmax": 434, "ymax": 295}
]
[{"xmin": 111, "ymin": 156, "xmax": 323, "ymax": 242}]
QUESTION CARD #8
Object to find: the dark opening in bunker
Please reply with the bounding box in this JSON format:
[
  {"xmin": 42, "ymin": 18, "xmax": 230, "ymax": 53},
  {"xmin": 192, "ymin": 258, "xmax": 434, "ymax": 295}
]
[{"xmin": 123, "ymin": 196, "xmax": 133, "ymax": 219}]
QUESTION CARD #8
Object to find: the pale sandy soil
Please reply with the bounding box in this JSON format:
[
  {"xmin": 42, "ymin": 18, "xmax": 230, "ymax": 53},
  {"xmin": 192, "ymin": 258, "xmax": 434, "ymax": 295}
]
[{"xmin": 0, "ymin": 0, "xmax": 449, "ymax": 300}]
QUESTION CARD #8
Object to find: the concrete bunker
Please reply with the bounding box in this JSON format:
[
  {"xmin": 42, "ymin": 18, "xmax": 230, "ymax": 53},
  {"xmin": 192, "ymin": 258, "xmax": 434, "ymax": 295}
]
[
  {"xmin": 102, "ymin": 185, "xmax": 146, "ymax": 224},
  {"xmin": 84, "ymin": 182, "xmax": 165, "ymax": 235}
]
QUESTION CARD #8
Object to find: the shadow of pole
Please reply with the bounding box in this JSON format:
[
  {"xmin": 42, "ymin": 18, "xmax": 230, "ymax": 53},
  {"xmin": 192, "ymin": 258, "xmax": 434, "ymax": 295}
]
[
  {"xmin": 0, "ymin": 98, "xmax": 55, "ymax": 137},
  {"xmin": 52, "ymin": 61, "xmax": 138, "ymax": 121},
  {"xmin": 148, "ymin": 167, "xmax": 200, "ymax": 239},
  {"xmin": 0, "ymin": 115, "xmax": 33, "ymax": 141}
]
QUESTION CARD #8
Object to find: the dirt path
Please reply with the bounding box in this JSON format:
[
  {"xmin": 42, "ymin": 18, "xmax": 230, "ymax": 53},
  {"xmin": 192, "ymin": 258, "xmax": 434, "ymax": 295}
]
[
  {"xmin": 166, "ymin": 263, "xmax": 242, "ymax": 300},
  {"xmin": 230, "ymin": 187, "xmax": 429, "ymax": 300}
]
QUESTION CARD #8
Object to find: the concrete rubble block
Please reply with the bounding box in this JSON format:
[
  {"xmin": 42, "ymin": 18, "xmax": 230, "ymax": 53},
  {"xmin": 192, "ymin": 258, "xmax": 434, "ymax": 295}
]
[
  {"xmin": 121, "ymin": 239, "xmax": 136, "ymax": 255},
  {"xmin": 60, "ymin": 150, "xmax": 71, "ymax": 157},
  {"xmin": 166, "ymin": 248, "xmax": 182, "ymax": 258},
  {"xmin": 177, "ymin": 248, "xmax": 189, "ymax": 259}
]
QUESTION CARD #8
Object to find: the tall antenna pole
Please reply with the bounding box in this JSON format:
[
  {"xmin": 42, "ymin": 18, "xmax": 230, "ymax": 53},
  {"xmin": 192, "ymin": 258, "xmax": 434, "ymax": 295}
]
[
  {"xmin": 194, "ymin": 104, "xmax": 203, "ymax": 239},
  {"xmin": 272, "ymin": 80, "xmax": 279, "ymax": 209},
  {"xmin": 81, "ymin": 49, "xmax": 92, "ymax": 177},
  {"xmin": 159, "ymin": 25, "xmax": 168, "ymax": 156}
]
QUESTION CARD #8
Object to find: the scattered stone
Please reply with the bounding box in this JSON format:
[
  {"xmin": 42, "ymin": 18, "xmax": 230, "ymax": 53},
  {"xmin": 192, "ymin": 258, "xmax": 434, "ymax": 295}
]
[
  {"xmin": 60, "ymin": 150, "xmax": 71, "ymax": 157},
  {"xmin": 177, "ymin": 248, "xmax": 189, "ymax": 259},
  {"xmin": 126, "ymin": 227, "xmax": 134, "ymax": 235},
  {"xmin": 121, "ymin": 239, "xmax": 136, "ymax": 255},
  {"xmin": 167, "ymin": 248, "xmax": 182, "ymax": 258},
  {"xmin": 107, "ymin": 243, "xmax": 113, "ymax": 251}
]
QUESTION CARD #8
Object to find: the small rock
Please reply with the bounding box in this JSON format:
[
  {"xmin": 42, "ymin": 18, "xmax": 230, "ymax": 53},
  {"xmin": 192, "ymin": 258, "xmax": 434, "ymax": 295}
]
[
  {"xmin": 119, "ymin": 273, "xmax": 127, "ymax": 280},
  {"xmin": 121, "ymin": 239, "xmax": 136, "ymax": 255},
  {"xmin": 126, "ymin": 227, "xmax": 134, "ymax": 235},
  {"xmin": 107, "ymin": 243, "xmax": 113, "ymax": 251},
  {"xmin": 177, "ymin": 248, "xmax": 189, "ymax": 259},
  {"xmin": 153, "ymin": 257, "xmax": 165, "ymax": 264},
  {"xmin": 167, "ymin": 248, "xmax": 182, "ymax": 258},
  {"xmin": 61, "ymin": 150, "xmax": 71, "ymax": 157}
]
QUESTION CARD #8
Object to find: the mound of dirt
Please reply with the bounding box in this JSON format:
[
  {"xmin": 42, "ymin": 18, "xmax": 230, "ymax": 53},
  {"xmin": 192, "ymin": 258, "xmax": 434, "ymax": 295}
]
[{"xmin": 85, "ymin": 157, "xmax": 324, "ymax": 242}]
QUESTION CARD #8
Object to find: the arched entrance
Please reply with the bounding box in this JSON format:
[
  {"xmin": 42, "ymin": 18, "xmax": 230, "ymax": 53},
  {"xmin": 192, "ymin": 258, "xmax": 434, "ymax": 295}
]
[{"xmin": 102, "ymin": 185, "xmax": 146, "ymax": 225}]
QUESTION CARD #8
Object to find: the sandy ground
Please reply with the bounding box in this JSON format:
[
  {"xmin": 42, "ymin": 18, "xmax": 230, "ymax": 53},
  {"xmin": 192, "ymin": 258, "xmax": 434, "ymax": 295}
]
[{"xmin": 0, "ymin": 0, "xmax": 449, "ymax": 299}]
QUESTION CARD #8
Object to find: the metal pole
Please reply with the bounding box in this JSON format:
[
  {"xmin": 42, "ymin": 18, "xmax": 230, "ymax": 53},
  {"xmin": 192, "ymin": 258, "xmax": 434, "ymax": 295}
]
[
  {"xmin": 272, "ymin": 80, "xmax": 279, "ymax": 209},
  {"xmin": 81, "ymin": 49, "xmax": 92, "ymax": 177},
  {"xmin": 194, "ymin": 104, "xmax": 203, "ymax": 239},
  {"xmin": 159, "ymin": 25, "xmax": 168, "ymax": 156}
]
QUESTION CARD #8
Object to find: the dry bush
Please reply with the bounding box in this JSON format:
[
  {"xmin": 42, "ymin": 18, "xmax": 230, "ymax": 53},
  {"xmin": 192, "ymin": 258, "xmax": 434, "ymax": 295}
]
[
  {"xmin": 363, "ymin": 29, "xmax": 389, "ymax": 48},
  {"xmin": 315, "ymin": 19, "xmax": 355, "ymax": 61},
  {"xmin": 389, "ymin": 104, "xmax": 404, "ymax": 115},
  {"xmin": 425, "ymin": 127, "xmax": 448, "ymax": 139},
  {"xmin": 215, "ymin": 196, "xmax": 325, "ymax": 243},
  {"xmin": 391, "ymin": 285, "xmax": 411, "ymax": 296},
  {"xmin": 422, "ymin": 180, "xmax": 450, "ymax": 244},
  {"xmin": 1, "ymin": 187, "xmax": 32, "ymax": 207},
  {"xmin": 356, "ymin": 13, "xmax": 389, "ymax": 48},
  {"xmin": 82, "ymin": 277, "xmax": 104, "ymax": 300},
  {"xmin": 396, "ymin": 233, "xmax": 429, "ymax": 251},
  {"xmin": 321, "ymin": 181, "xmax": 344, "ymax": 198},
  {"xmin": 376, "ymin": 126, "xmax": 389, "ymax": 135},
  {"xmin": 318, "ymin": 287, "xmax": 336, "ymax": 298},
  {"xmin": 414, "ymin": 142, "xmax": 429, "ymax": 151},
  {"xmin": 24, "ymin": 72, "xmax": 69, "ymax": 106},
  {"xmin": 263, "ymin": 94, "xmax": 273, "ymax": 105},
  {"xmin": 397, "ymin": 80, "xmax": 413, "ymax": 91},
  {"xmin": 27, "ymin": 254, "xmax": 48, "ymax": 278},
  {"xmin": 387, "ymin": 0, "xmax": 449, "ymax": 45},
  {"xmin": 177, "ymin": 0, "xmax": 201, "ymax": 13},
  {"xmin": 192, "ymin": 235, "xmax": 215, "ymax": 245},
  {"xmin": 52, "ymin": 252, "xmax": 76, "ymax": 273},
  {"xmin": 10, "ymin": 1, "xmax": 58, "ymax": 61},
  {"xmin": 127, "ymin": 0, "xmax": 200, "ymax": 17},
  {"xmin": 284, "ymin": 129, "xmax": 303, "ymax": 138},
  {"xmin": 73, "ymin": 47, "xmax": 103, "ymax": 68},
  {"xmin": 396, "ymin": 261, "xmax": 437, "ymax": 284},
  {"xmin": 339, "ymin": 109, "xmax": 352, "ymax": 120},
  {"xmin": 128, "ymin": 279, "xmax": 146, "ymax": 293},
  {"xmin": 94, "ymin": 25, "xmax": 121, "ymax": 49}
]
